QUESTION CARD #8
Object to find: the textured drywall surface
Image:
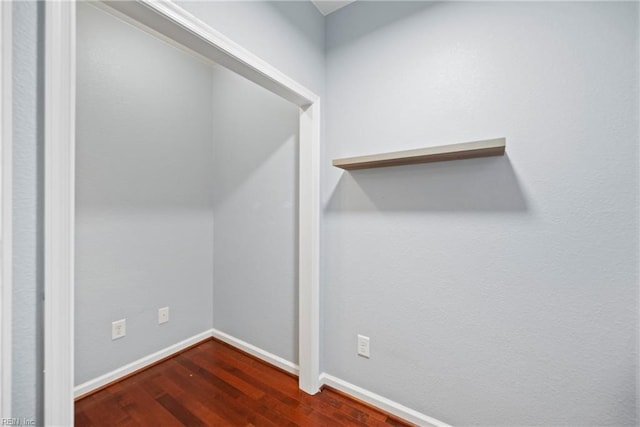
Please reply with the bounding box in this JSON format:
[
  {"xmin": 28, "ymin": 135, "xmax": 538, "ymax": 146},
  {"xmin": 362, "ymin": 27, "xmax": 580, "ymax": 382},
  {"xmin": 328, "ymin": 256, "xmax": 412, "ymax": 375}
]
[
  {"xmin": 177, "ymin": 0, "xmax": 325, "ymax": 366},
  {"xmin": 324, "ymin": 2, "xmax": 639, "ymax": 425},
  {"xmin": 178, "ymin": 0, "xmax": 325, "ymax": 97},
  {"xmin": 12, "ymin": 0, "xmax": 42, "ymax": 421},
  {"xmin": 75, "ymin": 3, "xmax": 214, "ymax": 385},
  {"xmin": 211, "ymin": 66, "xmax": 299, "ymax": 363}
]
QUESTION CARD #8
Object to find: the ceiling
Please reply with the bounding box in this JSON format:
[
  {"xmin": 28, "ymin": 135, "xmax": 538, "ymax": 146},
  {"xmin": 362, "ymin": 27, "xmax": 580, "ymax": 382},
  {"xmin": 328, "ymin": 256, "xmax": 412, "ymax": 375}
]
[{"xmin": 310, "ymin": 0, "xmax": 356, "ymax": 16}]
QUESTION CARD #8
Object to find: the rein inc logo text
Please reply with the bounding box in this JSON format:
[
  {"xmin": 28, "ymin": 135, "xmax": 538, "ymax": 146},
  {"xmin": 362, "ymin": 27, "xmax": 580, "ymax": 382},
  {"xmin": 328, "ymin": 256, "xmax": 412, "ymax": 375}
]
[{"xmin": 1, "ymin": 419, "xmax": 35, "ymax": 426}]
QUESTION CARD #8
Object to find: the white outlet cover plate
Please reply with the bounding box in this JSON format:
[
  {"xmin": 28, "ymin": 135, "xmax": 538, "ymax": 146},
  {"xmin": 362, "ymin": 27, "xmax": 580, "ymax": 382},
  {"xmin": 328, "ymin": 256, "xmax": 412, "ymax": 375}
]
[
  {"xmin": 158, "ymin": 307, "xmax": 169, "ymax": 324},
  {"xmin": 112, "ymin": 319, "xmax": 126, "ymax": 340},
  {"xmin": 357, "ymin": 334, "xmax": 370, "ymax": 358}
]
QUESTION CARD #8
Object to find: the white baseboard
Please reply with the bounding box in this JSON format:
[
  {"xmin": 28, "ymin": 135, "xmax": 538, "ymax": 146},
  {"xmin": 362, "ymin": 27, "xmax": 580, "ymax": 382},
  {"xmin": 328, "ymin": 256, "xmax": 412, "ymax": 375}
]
[
  {"xmin": 210, "ymin": 328, "xmax": 299, "ymax": 376},
  {"xmin": 74, "ymin": 330, "xmax": 444, "ymax": 427},
  {"xmin": 73, "ymin": 329, "xmax": 213, "ymax": 399},
  {"xmin": 74, "ymin": 328, "xmax": 299, "ymax": 399},
  {"xmin": 319, "ymin": 373, "xmax": 451, "ymax": 427}
]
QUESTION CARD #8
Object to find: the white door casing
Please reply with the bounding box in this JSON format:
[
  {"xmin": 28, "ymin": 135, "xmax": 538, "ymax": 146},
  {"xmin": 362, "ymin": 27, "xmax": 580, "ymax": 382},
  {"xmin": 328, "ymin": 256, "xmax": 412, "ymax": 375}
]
[
  {"xmin": 44, "ymin": 1, "xmax": 321, "ymax": 425},
  {"xmin": 0, "ymin": 0, "xmax": 13, "ymax": 418}
]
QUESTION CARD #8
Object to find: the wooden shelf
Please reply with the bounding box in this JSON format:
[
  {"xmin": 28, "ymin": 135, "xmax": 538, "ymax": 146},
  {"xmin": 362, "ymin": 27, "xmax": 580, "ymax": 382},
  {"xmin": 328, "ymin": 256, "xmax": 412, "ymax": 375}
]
[{"xmin": 332, "ymin": 137, "xmax": 506, "ymax": 170}]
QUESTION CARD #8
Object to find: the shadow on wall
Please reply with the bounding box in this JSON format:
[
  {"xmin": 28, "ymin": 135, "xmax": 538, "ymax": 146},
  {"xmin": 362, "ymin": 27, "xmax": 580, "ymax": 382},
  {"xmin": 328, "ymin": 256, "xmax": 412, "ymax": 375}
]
[
  {"xmin": 211, "ymin": 68, "xmax": 300, "ymax": 207},
  {"xmin": 269, "ymin": 1, "xmax": 324, "ymax": 49},
  {"xmin": 326, "ymin": 155, "xmax": 528, "ymax": 212},
  {"xmin": 326, "ymin": 1, "xmax": 442, "ymax": 49}
]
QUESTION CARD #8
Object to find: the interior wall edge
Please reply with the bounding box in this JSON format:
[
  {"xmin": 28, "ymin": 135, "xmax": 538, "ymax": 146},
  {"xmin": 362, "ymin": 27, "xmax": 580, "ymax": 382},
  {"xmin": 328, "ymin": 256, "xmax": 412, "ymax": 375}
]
[
  {"xmin": 0, "ymin": 0, "xmax": 12, "ymax": 418},
  {"xmin": 73, "ymin": 327, "xmax": 302, "ymax": 400},
  {"xmin": 72, "ymin": 324, "xmax": 444, "ymax": 427},
  {"xmin": 319, "ymin": 373, "xmax": 450, "ymax": 427},
  {"xmin": 210, "ymin": 328, "xmax": 299, "ymax": 376},
  {"xmin": 73, "ymin": 329, "xmax": 213, "ymax": 399}
]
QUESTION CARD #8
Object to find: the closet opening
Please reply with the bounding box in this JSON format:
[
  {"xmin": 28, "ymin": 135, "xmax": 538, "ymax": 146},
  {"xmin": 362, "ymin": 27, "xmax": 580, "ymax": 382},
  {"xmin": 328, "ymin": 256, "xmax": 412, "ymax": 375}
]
[{"xmin": 43, "ymin": 2, "xmax": 320, "ymax": 424}]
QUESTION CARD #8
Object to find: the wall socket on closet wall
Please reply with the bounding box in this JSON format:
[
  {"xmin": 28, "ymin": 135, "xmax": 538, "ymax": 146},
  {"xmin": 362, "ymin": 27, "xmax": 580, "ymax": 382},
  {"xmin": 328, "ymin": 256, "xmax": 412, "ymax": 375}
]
[
  {"xmin": 112, "ymin": 319, "xmax": 126, "ymax": 340},
  {"xmin": 357, "ymin": 334, "xmax": 370, "ymax": 358},
  {"xmin": 158, "ymin": 307, "xmax": 169, "ymax": 324}
]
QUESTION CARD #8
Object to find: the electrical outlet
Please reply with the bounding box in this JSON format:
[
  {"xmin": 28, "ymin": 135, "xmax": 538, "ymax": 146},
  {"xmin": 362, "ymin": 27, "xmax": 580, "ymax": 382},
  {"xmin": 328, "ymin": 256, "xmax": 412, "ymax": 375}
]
[
  {"xmin": 357, "ymin": 334, "xmax": 370, "ymax": 358},
  {"xmin": 158, "ymin": 307, "xmax": 169, "ymax": 324},
  {"xmin": 112, "ymin": 319, "xmax": 126, "ymax": 340}
]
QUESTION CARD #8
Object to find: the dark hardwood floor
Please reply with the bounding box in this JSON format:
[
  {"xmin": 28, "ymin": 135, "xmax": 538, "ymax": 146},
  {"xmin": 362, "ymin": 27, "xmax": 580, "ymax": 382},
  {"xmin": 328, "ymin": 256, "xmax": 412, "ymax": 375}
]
[{"xmin": 75, "ymin": 338, "xmax": 412, "ymax": 426}]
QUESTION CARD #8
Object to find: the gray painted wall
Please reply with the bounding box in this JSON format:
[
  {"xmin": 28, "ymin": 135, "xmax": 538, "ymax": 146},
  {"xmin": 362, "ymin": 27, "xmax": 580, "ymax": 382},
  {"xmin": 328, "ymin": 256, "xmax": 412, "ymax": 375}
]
[
  {"xmin": 211, "ymin": 66, "xmax": 299, "ymax": 363},
  {"xmin": 12, "ymin": 0, "xmax": 42, "ymax": 422},
  {"xmin": 178, "ymin": 1, "xmax": 325, "ymax": 97},
  {"xmin": 12, "ymin": 0, "xmax": 325, "ymax": 418},
  {"xmin": 10, "ymin": 1, "xmax": 639, "ymax": 425},
  {"xmin": 75, "ymin": 3, "xmax": 214, "ymax": 385},
  {"xmin": 178, "ymin": 0, "xmax": 324, "ymax": 366},
  {"xmin": 75, "ymin": 1, "xmax": 305, "ymax": 383},
  {"xmin": 324, "ymin": 2, "xmax": 638, "ymax": 425}
]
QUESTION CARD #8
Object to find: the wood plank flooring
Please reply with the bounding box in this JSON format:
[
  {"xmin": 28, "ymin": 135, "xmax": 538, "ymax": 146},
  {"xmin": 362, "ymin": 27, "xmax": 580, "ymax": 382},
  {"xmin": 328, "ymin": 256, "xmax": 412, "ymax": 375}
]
[{"xmin": 75, "ymin": 338, "xmax": 412, "ymax": 426}]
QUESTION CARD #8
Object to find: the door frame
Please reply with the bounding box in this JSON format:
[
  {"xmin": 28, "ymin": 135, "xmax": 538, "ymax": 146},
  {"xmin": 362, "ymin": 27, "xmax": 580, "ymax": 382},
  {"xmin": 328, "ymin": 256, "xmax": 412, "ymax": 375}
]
[
  {"xmin": 44, "ymin": 1, "xmax": 321, "ymax": 424},
  {"xmin": 0, "ymin": 0, "xmax": 12, "ymax": 418}
]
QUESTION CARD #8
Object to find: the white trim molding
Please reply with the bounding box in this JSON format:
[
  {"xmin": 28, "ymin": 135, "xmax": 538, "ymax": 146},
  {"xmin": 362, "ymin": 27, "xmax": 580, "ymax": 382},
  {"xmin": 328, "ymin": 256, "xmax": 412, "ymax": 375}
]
[
  {"xmin": 104, "ymin": 0, "xmax": 318, "ymax": 107},
  {"xmin": 298, "ymin": 101, "xmax": 321, "ymax": 393},
  {"xmin": 44, "ymin": 1, "xmax": 75, "ymax": 425},
  {"xmin": 45, "ymin": 0, "xmax": 321, "ymax": 424},
  {"xmin": 211, "ymin": 328, "xmax": 299, "ymax": 376},
  {"xmin": 75, "ymin": 328, "xmax": 300, "ymax": 399},
  {"xmin": 319, "ymin": 373, "xmax": 451, "ymax": 427},
  {"xmin": 72, "ymin": 329, "xmax": 449, "ymax": 427},
  {"xmin": 0, "ymin": 0, "xmax": 12, "ymax": 418},
  {"xmin": 74, "ymin": 330, "xmax": 213, "ymax": 399}
]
